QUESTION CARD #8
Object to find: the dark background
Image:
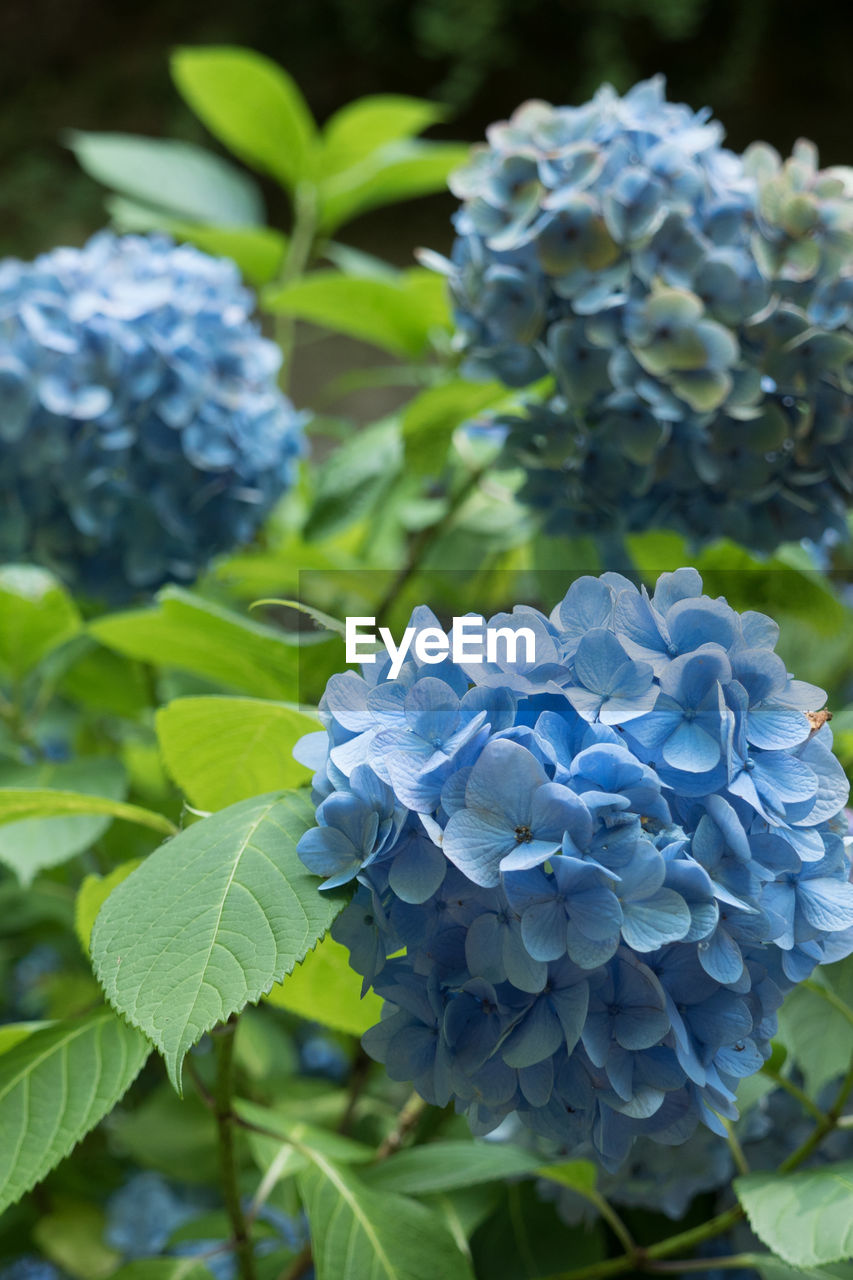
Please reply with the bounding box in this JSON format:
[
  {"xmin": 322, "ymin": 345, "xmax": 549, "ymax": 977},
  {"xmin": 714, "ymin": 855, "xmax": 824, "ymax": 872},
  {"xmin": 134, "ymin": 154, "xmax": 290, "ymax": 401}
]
[{"xmin": 2, "ymin": 0, "xmax": 853, "ymax": 264}]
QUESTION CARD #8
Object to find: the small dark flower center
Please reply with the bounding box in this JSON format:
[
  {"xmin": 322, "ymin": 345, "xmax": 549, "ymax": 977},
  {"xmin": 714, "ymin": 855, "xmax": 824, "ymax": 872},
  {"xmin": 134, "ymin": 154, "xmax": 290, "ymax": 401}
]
[{"xmin": 515, "ymin": 825, "xmax": 533, "ymax": 843}]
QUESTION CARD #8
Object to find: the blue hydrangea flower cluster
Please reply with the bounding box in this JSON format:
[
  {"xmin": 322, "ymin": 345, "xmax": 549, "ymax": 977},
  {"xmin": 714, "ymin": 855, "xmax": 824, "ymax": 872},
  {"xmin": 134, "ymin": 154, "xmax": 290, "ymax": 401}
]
[
  {"xmin": 0, "ymin": 232, "xmax": 305, "ymax": 600},
  {"xmin": 296, "ymin": 569, "xmax": 853, "ymax": 1167},
  {"xmin": 104, "ymin": 1171, "xmax": 309, "ymax": 1280},
  {"xmin": 436, "ymin": 77, "xmax": 853, "ymax": 551},
  {"xmin": 542, "ymin": 1071, "xmax": 853, "ymax": 1221}
]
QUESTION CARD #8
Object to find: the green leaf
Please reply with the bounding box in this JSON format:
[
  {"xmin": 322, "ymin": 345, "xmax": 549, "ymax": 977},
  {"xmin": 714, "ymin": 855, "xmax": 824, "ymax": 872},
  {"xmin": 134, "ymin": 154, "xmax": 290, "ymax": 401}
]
[
  {"xmin": 109, "ymin": 1083, "xmax": 219, "ymax": 1184},
  {"xmin": 156, "ymin": 696, "xmax": 315, "ymax": 809},
  {"xmin": 735, "ymin": 1163, "xmax": 853, "ymax": 1266},
  {"xmin": 305, "ymin": 418, "xmax": 402, "ymax": 541},
  {"xmin": 108, "ymin": 1264, "xmax": 215, "ymax": 1280},
  {"xmin": 68, "ymin": 130, "xmax": 263, "ymax": 226},
  {"xmin": 238, "ymin": 1098, "xmax": 373, "ymax": 1188},
  {"xmin": 0, "ymin": 565, "xmax": 80, "ymax": 679},
  {"xmin": 0, "ymin": 1022, "xmax": 51, "ymax": 1056},
  {"xmin": 90, "ymin": 587, "xmax": 300, "ymax": 699},
  {"xmin": 33, "ymin": 1200, "xmax": 120, "ymax": 1279},
  {"xmin": 751, "ymin": 1256, "xmax": 853, "ymax": 1280},
  {"xmin": 250, "ymin": 598, "xmax": 347, "ymax": 639},
  {"xmin": 266, "ymin": 932, "xmax": 383, "ymax": 1036},
  {"xmin": 536, "ymin": 1159, "xmax": 599, "ymax": 1196},
  {"xmin": 91, "ymin": 791, "xmax": 344, "ymax": 1092},
  {"xmin": 0, "ymin": 785, "xmax": 174, "ymax": 836},
  {"xmin": 298, "ymin": 1152, "xmax": 475, "ymax": 1280},
  {"xmin": 76, "ymin": 860, "xmax": 143, "ymax": 953},
  {"xmin": 0, "ymin": 1009, "xmax": 150, "ymax": 1214},
  {"xmin": 361, "ymin": 1140, "xmax": 542, "ymax": 1196},
  {"xmin": 776, "ymin": 978, "xmax": 853, "ymax": 1095},
  {"xmin": 322, "ymin": 95, "xmax": 446, "ymax": 175},
  {"xmin": 402, "ymin": 379, "xmax": 510, "ymax": 476},
  {"xmin": 60, "ymin": 639, "xmax": 150, "ymax": 716},
  {"xmin": 263, "ymin": 268, "xmax": 448, "ymax": 357},
  {"xmin": 471, "ymin": 1181, "xmax": 604, "ymax": 1280},
  {"xmin": 171, "ymin": 46, "xmax": 316, "ymax": 190},
  {"xmin": 318, "ymin": 139, "xmax": 470, "ymax": 232},
  {"xmin": 0, "ymin": 758, "xmax": 127, "ymax": 885},
  {"xmin": 104, "ymin": 196, "xmax": 288, "ymax": 285}
]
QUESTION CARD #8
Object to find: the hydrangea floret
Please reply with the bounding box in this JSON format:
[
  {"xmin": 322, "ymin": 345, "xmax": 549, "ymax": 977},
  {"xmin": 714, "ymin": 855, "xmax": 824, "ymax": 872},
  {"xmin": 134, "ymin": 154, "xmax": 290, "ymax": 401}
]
[
  {"xmin": 0, "ymin": 231, "xmax": 305, "ymax": 599},
  {"xmin": 435, "ymin": 77, "xmax": 853, "ymax": 551},
  {"xmin": 295, "ymin": 570, "xmax": 853, "ymax": 1167}
]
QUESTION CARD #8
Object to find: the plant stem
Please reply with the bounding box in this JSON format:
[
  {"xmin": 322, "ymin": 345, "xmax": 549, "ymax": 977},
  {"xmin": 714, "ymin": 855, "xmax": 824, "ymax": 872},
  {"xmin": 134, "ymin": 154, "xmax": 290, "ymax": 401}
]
[
  {"xmin": 375, "ymin": 463, "xmax": 487, "ymax": 625},
  {"xmin": 280, "ymin": 1242, "xmax": 313, "ymax": 1280},
  {"xmin": 586, "ymin": 1191, "xmax": 638, "ymax": 1258},
  {"xmin": 779, "ymin": 1051, "xmax": 853, "ymax": 1173},
  {"xmin": 375, "ymin": 1090, "xmax": 429, "ymax": 1160},
  {"xmin": 646, "ymin": 1255, "xmax": 763, "ymax": 1274},
  {"xmin": 544, "ymin": 1204, "xmax": 746, "ymax": 1280},
  {"xmin": 760, "ymin": 1067, "xmax": 828, "ymax": 1125},
  {"xmin": 337, "ymin": 1045, "xmax": 373, "ymax": 1134},
  {"xmin": 213, "ymin": 1015, "xmax": 256, "ymax": 1280},
  {"xmin": 723, "ymin": 1118, "xmax": 751, "ymax": 1177},
  {"xmin": 276, "ymin": 182, "xmax": 319, "ymax": 392}
]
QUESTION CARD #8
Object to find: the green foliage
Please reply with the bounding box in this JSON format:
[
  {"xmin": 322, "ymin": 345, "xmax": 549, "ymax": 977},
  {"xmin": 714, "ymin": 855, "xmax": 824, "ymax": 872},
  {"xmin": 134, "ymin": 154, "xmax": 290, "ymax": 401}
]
[
  {"xmin": 155, "ymin": 696, "xmax": 316, "ymax": 809},
  {"xmin": 75, "ymin": 860, "xmax": 143, "ymax": 953},
  {"xmin": 402, "ymin": 379, "xmax": 512, "ymax": 475},
  {"xmin": 106, "ymin": 204, "xmax": 289, "ymax": 284},
  {"xmin": 316, "ymin": 139, "xmax": 470, "ymax": 233},
  {"xmin": 67, "ymin": 131, "xmax": 263, "ymax": 225},
  {"xmin": 0, "ymin": 757, "xmax": 126, "ymax": 884},
  {"xmin": 0, "ymin": 565, "xmax": 80, "ymax": 680},
  {"xmin": 90, "ymin": 587, "xmax": 306, "ymax": 699},
  {"xmin": 171, "ymin": 46, "xmax": 317, "ymax": 190},
  {"xmin": 0, "ymin": 1009, "xmax": 149, "ymax": 1214},
  {"xmin": 91, "ymin": 791, "xmax": 346, "ymax": 1090},
  {"xmin": 0, "ymin": 783, "xmax": 175, "ymax": 839},
  {"xmin": 265, "ymin": 933, "xmax": 383, "ymax": 1037},
  {"xmin": 7, "ymin": 38, "xmax": 853, "ymax": 1280},
  {"xmin": 109, "ymin": 1264, "xmax": 215, "ymax": 1280},
  {"xmin": 777, "ymin": 957, "xmax": 853, "ymax": 1094},
  {"xmin": 361, "ymin": 1141, "xmax": 542, "ymax": 1194},
  {"xmin": 298, "ymin": 1152, "xmax": 475, "ymax": 1280},
  {"xmin": 735, "ymin": 1163, "xmax": 853, "ymax": 1266},
  {"xmin": 320, "ymin": 96, "xmax": 447, "ymax": 174},
  {"xmin": 264, "ymin": 268, "xmax": 449, "ymax": 356},
  {"xmin": 33, "ymin": 1199, "xmax": 120, "ymax": 1278}
]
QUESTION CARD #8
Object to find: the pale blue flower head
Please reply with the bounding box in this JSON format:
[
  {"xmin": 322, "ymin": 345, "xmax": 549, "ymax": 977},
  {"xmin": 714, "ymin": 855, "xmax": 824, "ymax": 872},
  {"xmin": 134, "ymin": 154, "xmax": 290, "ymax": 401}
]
[{"xmin": 0, "ymin": 231, "xmax": 305, "ymax": 599}]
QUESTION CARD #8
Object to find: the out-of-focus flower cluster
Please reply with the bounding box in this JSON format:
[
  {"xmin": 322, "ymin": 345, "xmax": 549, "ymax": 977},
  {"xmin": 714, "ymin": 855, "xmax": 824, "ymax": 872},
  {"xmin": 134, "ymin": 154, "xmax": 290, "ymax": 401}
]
[
  {"xmin": 541, "ymin": 1071, "xmax": 853, "ymax": 1222},
  {"xmin": 437, "ymin": 77, "xmax": 853, "ymax": 551},
  {"xmin": 0, "ymin": 232, "xmax": 305, "ymax": 600},
  {"xmin": 104, "ymin": 1171, "xmax": 310, "ymax": 1280},
  {"xmin": 295, "ymin": 569, "xmax": 853, "ymax": 1167}
]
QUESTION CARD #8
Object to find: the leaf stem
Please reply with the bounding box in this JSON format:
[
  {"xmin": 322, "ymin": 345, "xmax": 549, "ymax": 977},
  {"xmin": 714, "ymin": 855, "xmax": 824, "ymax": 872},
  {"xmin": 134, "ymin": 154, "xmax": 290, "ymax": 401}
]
[
  {"xmin": 213, "ymin": 1015, "xmax": 256, "ymax": 1280},
  {"xmin": 375, "ymin": 462, "xmax": 487, "ymax": 625}
]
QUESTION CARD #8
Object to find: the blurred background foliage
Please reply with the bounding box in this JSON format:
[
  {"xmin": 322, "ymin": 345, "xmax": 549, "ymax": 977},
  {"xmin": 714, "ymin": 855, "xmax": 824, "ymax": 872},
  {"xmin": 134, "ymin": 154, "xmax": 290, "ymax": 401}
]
[{"xmin": 3, "ymin": 0, "xmax": 853, "ymax": 264}]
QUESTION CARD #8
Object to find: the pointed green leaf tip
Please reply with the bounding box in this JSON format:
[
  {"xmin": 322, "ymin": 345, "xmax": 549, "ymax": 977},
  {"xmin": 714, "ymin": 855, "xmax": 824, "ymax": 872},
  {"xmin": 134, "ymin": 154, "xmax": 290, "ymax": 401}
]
[{"xmin": 91, "ymin": 790, "xmax": 345, "ymax": 1092}]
